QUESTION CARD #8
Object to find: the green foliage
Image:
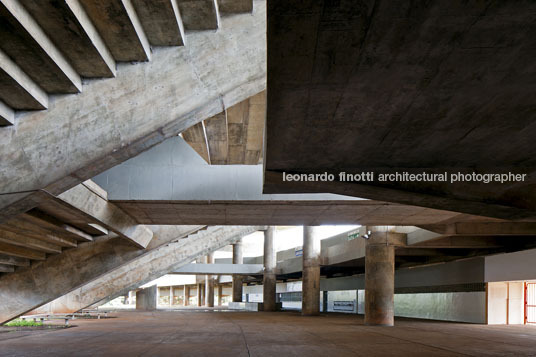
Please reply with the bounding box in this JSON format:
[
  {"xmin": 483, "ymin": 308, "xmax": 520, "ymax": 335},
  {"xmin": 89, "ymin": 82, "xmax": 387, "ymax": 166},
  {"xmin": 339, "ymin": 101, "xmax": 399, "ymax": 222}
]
[{"xmin": 5, "ymin": 318, "xmax": 43, "ymax": 327}]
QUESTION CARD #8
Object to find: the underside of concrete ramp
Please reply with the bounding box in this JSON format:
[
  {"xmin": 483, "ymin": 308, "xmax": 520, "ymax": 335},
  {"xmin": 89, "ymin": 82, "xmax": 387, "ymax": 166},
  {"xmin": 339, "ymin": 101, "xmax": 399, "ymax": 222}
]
[{"xmin": 263, "ymin": 0, "xmax": 536, "ymax": 220}]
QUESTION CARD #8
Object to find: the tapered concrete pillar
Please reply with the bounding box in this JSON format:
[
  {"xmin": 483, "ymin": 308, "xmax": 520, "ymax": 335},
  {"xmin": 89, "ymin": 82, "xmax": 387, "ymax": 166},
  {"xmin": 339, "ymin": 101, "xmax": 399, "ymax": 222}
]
[
  {"xmin": 184, "ymin": 285, "xmax": 190, "ymax": 306},
  {"xmin": 364, "ymin": 231, "xmax": 395, "ymax": 326},
  {"xmin": 205, "ymin": 253, "xmax": 215, "ymax": 307},
  {"xmin": 263, "ymin": 226, "xmax": 277, "ymax": 311},
  {"xmin": 232, "ymin": 240, "xmax": 244, "ymax": 302},
  {"xmin": 169, "ymin": 286, "xmax": 174, "ymax": 307},
  {"xmin": 218, "ymin": 284, "xmax": 223, "ymax": 306},
  {"xmin": 302, "ymin": 226, "xmax": 321, "ymax": 315}
]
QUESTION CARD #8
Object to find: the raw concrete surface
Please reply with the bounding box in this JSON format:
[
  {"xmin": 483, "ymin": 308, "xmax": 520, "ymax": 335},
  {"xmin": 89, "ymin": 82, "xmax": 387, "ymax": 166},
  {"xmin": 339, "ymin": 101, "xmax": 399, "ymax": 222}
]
[{"xmin": 1, "ymin": 311, "xmax": 536, "ymax": 356}]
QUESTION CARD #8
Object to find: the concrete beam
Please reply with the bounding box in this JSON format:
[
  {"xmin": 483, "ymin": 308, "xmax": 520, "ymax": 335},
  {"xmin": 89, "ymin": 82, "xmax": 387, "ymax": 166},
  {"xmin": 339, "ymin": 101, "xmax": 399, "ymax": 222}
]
[
  {"xmin": 79, "ymin": 0, "xmax": 151, "ymax": 61},
  {"xmin": 0, "ymin": 264, "xmax": 14, "ymax": 273},
  {"xmin": 132, "ymin": 0, "xmax": 186, "ymax": 46},
  {"xmin": 218, "ymin": 0, "xmax": 252, "ymax": 13},
  {"xmin": 0, "ymin": 4, "xmax": 266, "ymax": 222},
  {"xmin": 172, "ymin": 263, "xmax": 263, "ymax": 275},
  {"xmin": 177, "ymin": 0, "xmax": 219, "ymax": 30},
  {"xmin": 0, "ymin": 229, "xmax": 62, "ymax": 254},
  {"xmin": 21, "ymin": 211, "xmax": 93, "ymax": 242},
  {"xmin": 20, "ymin": 0, "xmax": 116, "ymax": 78},
  {"xmin": 0, "ymin": 241, "xmax": 45, "ymax": 260},
  {"xmin": 30, "ymin": 226, "xmax": 262, "ymax": 316},
  {"xmin": 0, "ymin": 219, "xmax": 78, "ymax": 248},
  {"xmin": 0, "ymin": 47, "xmax": 48, "ymax": 110},
  {"xmin": 50, "ymin": 182, "xmax": 153, "ymax": 249},
  {"xmin": 0, "ymin": 225, "xmax": 203, "ymax": 323},
  {"xmin": 0, "ymin": 253, "xmax": 29, "ymax": 267},
  {"xmin": 0, "ymin": 0, "xmax": 81, "ymax": 93},
  {"xmin": 0, "ymin": 100, "xmax": 14, "ymax": 126},
  {"xmin": 204, "ymin": 112, "xmax": 228, "ymax": 164}
]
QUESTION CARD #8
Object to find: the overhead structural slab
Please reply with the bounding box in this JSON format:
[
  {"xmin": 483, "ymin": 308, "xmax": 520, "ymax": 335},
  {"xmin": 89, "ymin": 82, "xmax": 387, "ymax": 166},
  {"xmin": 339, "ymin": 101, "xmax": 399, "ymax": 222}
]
[{"xmin": 263, "ymin": 0, "xmax": 536, "ymax": 220}]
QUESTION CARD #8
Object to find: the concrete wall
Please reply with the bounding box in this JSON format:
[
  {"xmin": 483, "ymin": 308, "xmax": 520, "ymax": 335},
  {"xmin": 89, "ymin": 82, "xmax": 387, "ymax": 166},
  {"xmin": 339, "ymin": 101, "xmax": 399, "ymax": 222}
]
[
  {"xmin": 395, "ymin": 292, "xmax": 486, "ymax": 323},
  {"xmin": 485, "ymin": 248, "xmax": 536, "ymax": 282},
  {"xmin": 93, "ymin": 136, "xmax": 356, "ymax": 201}
]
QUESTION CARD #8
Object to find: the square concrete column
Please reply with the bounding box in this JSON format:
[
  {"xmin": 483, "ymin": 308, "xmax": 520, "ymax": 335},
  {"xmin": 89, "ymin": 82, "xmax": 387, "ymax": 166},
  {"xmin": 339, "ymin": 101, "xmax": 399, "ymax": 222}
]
[
  {"xmin": 302, "ymin": 226, "xmax": 321, "ymax": 316},
  {"xmin": 205, "ymin": 253, "xmax": 215, "ymax": 307},
  {"xmin": 263, "ymin": 226, "xmax": 277, "ymax": 311},
  {"xmin": 232, "ymin": 240, "xmax": 244, "ymax": 302},
  {"xmin": 136, "ymin": 285, "xmax": 157, "ymax": 311},
  {"xmin": 184, "ymin": 285, "xmax": 190, "ymax": 306},
  {"xmin": 218, "ymin": 284, "xmax": 223, "ymax": 306},
  {"xmin": 364, "ymin": 231, "xmax": 396, "ymax": 326}
]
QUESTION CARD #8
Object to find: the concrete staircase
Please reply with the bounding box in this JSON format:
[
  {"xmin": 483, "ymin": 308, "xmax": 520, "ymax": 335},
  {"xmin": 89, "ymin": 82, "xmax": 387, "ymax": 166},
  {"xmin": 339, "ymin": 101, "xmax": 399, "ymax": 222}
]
[{"xmin": 0, "ymin": 0, "xmax": 253, "ymax": 125}]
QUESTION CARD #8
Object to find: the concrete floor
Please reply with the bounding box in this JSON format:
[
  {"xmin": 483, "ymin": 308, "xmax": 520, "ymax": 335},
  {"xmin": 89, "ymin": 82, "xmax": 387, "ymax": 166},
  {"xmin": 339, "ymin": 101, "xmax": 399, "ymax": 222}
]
[{"xmin": 1, "ymin": 311, "xmax": 536, "ymax": 356}]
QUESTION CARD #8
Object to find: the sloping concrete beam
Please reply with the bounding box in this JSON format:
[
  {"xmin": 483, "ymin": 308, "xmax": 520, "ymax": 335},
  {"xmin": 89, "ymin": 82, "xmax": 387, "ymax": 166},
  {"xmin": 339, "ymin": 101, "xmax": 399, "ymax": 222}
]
[
  {"xmin": 0, "ymin": 48, "xmax": 48, "ymax": 110},
  {"xmin": 132, "ymin": 0, "xmax": 186, "ymax": 46},
  {"xmin": 79, "ymin": 0, "xmax": 151, "ymax": 61},
  {"xmin": 0, "ymin": 225, "xmax": 203, "ymax": 323},
  {"xmin": 0, "ymin": 0, "xmax": 81, "ymax": 93},
  {"xmin": 21, "ymin": 211, "xmax": 93, "ymax": 243},
  {"xmin": 172, "ymin": 263, "xmax": 263, "ymax": 275},
  {"xmin": 30, "ymin": 226, "xmax": 262, "ymax": 315},
  {"xmin": 21, "ymin": 0, "xmax": 116, "ymax": 78},
  {"xmin": 0, "ymin": 100, "xmax": 14, "ymax": 126},
  {"xmin": 50, "ymin": 182, "xmax": 153, "ymax": 249},
  {"xmin": 177, "ymin": 0, "xmax": 219, "ymax": 30},
  {"xmin": 182, "ymin": 122, "xmax": 210, "ymax": 163},
  {"xmin": 0, "ymin": 3, "xmax": 266, "ymax": 222},
  {"xmin": 421, "ymin": 222, "xmax": 536, "ymax": 236},
  {"xmin": 0, "ymin": 219, "xmax": 78, "ymax": 248}
]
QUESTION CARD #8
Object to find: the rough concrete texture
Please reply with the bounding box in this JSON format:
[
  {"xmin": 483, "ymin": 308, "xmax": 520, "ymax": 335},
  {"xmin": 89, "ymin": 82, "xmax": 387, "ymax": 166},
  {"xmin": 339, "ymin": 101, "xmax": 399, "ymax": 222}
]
[
  {"xmin": 365, "ymin": 233, "xmax": 396, "ymax": 326},
  {"xmin": 0, "ymin": 225, "xmax": 202, "ymax": 323},
  {"xmin": 2, "ymin": 311, "xmax": 536, "ymax": 356},
  {"xmin": 176, "ymin": 0, "xmax": 219, "ymax": 30},
  {"xmin": 131, "ymin": 0, "xmax": 185, "ymax": 46},
  {"xmin": 0, "ymin": 1, "xmax": 266, "ymax": 222},
  {"xmin": 205, "ymin": 252, "xmax": 215, "ymax": 307},
  {"xmin": 264, "ymin": 0, "xmax": 536, "ymax": 220},
  {"xmin": 302, "ymin": 226, "xmax": 321, "ymax": 316},
  {"xmin": 232, "ymin": 240, "xmax": 244, "ymax": 302},
  {"xmin": 218, "ymin": 0, "xmax": 253, "ymax": 13},
  {"xmin": 136, "ymin": 285, "xmax": 157, "ymax": 311},
  {"xmin": 262, "ymin": 227, "xmax": 276, "ymax": 311},
  {"xmin": 25, "ymin": 226, "xmax": 262, "ymax": 319}
]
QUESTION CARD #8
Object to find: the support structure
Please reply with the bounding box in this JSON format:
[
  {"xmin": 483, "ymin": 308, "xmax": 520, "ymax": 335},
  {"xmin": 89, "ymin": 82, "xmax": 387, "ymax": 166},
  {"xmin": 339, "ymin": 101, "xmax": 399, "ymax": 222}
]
[
  {"xmin": 302, "ymin": 226, "xmax": 321, "ymax": 316},
  {"xmin": 205, "ymin": 253, "xmax": 215, "ymax": 307},
  {"xmin": 263, "ymin": 226, "xmax": 277, "ymax": 311},
  {"xmin": 184, "ymin": 285, "xmax": 190, "ymax": 306},
  {"xmin": 364, "ymin": 230, "xmax": 397, "ymax": 326},
  {"xmin": 232, "ymin": 239, "xmax": 244, "ymax": 302},
  {"xmin": 136, "ymin": 285, "xmax": 157, "ymax": 311},
  {"xmin": 218, "ymin": 284, "xmax": 223, "ymax": 306},
  {"xmin": 169, "ymin": 286, "xmax": 174, "ymax": 307},
  {"xmin": 197, "ymin": 282, "xmax": 203, "ymax": 307}
]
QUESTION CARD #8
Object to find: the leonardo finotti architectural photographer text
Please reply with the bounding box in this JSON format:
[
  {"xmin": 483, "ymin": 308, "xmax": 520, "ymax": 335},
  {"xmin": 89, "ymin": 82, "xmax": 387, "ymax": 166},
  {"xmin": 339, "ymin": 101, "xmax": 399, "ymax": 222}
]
[{"xmin": 282, "ymin": 171, "xmax": 528, "ymax": 184}]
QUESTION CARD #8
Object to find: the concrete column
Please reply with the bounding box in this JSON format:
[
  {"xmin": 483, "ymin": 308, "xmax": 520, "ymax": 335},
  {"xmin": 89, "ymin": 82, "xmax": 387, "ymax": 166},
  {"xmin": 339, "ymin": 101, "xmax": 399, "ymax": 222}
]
[
  {"xmin": 263, "ymin": 226, "xmax": 277, "ymax": 311},
  {"xmin": 218, "ymin": 284, "xmax": 223, "ymax": 306},
  {"xmin": 197, "ymin": 282, "xmax": 203, "ymax": 307},
  {"xmin": 169, "ymin": 286, "xmax": 174, "ymax": 307},
  {"xmin": 232, "ymin": 240, "xmax": 244, "ymax": 302},
  {"xmin": 184, "ymin": 285, "xmax": 190, "ymax": 306},
  {"xmin": 128, "ymin": 290, "xmax": 135, "ymax": 305},
  {"xmin": 205, "ymin": 253, "xmax": 215, "ymax": 307},
  {"xmin": 302, "ymin": 226, "xmax": 321, "ymax": 315},
  {"xmin": 156, "ymin": 286, "xmax": 160, "ymax": 307},
  {"xmin": 136, "ymin": 285, "xmax": 157, "ymax": 311},
  {"xmin": 364, "ymin": 232, "xmax": 395, "ymax": 326},
  {"xmin": 322, "ymin": 291, "xmax": 328, "ymax": 313}
]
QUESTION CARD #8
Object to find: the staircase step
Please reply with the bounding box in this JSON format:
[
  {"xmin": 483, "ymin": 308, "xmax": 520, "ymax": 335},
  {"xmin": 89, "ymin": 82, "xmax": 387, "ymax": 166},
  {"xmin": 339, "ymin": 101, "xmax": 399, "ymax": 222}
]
[
  {"xmin": 217, "ymin": 0, "xmax": 253, "ymax": 13},
  {"xmin": 132, "ymin": 0, "xmax": 186, "ymax": 46},
  {"xmin": 176, "ymin": 0, "xmax": 219, "ymax": 31},
  {"xmin": 79, "ymin": 0, "xmax": 151, "ymax": 62},
  {"xmin": 21, "ymin": 0, "xmax": 116, "ymax": 78}
]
